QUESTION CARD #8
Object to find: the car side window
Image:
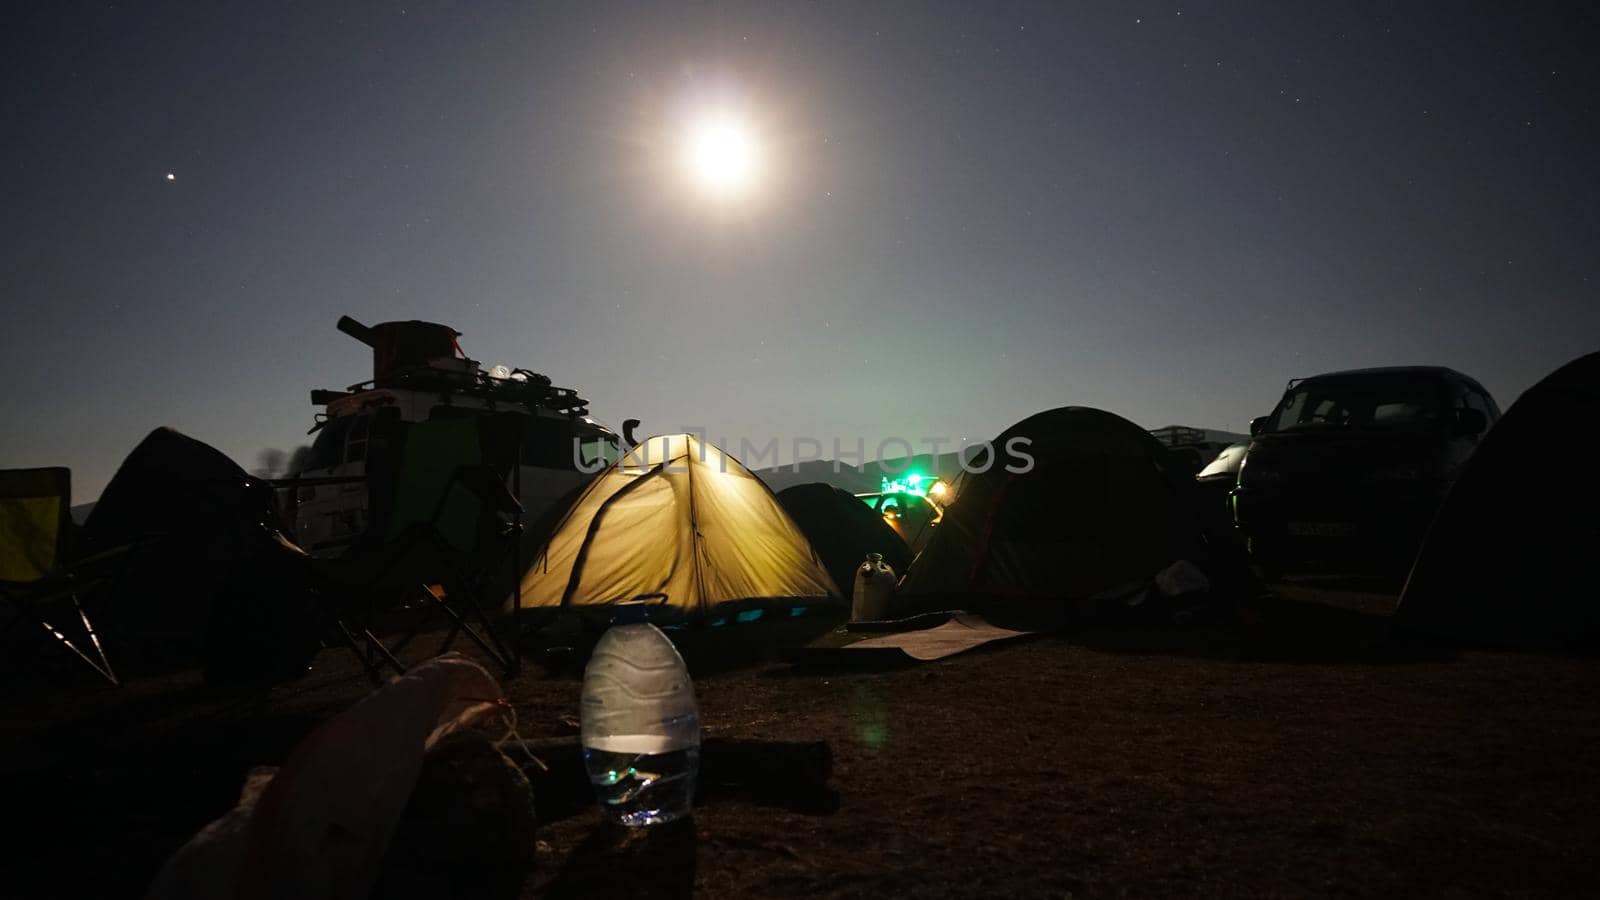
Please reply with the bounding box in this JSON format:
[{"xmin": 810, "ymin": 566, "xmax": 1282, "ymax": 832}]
[
  {"xmin": 1273, "ymin": 391, "xmax": 1307, "ymax": 430},
  {"xmin": 1307, "ymin": 398, "xmax": 1347, "ymax": 426},
  {"xmin": 307, "ymin": 417, "xmax": 353, "ymax": 471},
  {"xmin": 345, "ymin": 415, "xmax": 371, "ymax": 463}
]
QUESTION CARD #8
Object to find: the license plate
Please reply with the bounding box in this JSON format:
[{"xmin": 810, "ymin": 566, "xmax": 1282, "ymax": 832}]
[{"xmin": 1288, "ymin": 521, "xmax": 1358, "ymax": 537}]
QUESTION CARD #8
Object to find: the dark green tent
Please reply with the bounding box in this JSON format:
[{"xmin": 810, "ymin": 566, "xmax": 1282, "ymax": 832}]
[
  {"xmin": 1396, "ymin": 351, "xmax": 1600, "ymax": 648},
  {"xmin": 82, "ymin": 427, "xmax": 318, "ymax": 682},
  {"xmin": 776, "ymin": 482, "xmax": 911, "ymax": 600},
  {"xmin": 898, "ymin": 407, "xmax": 1242, "ymax": 619}
]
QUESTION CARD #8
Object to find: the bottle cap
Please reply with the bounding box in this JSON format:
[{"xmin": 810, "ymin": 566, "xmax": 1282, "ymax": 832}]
[{"xmin": 611, "ymin": 599, "xmax": 651, "ymax": 625}]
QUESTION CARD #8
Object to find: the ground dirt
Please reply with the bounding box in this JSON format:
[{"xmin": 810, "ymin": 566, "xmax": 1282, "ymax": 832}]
[{"xmin": 2, "ymin": 581, "xmax": 1597, "ymax": 898}]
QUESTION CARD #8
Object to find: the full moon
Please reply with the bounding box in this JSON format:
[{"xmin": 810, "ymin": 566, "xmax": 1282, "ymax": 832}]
[{"xmin": 683, "ymin": 114, "xmax": 760, "ymax": 198}]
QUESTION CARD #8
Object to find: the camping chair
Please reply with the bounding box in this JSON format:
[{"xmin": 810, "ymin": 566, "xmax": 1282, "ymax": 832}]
[
  {"xmin": 0, "ymin": 467, "xmax": 131, "ymax": 685},
  {"xmin": 310, "ymin": 417, "xmax": 523, "ymax": 679}
]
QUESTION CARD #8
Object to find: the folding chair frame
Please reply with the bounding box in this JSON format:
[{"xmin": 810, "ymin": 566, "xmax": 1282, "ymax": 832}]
[
  {"xmin": 309, "ymin": 463, "xmax": 523, "ymax": 680},
  {"xmin": 1, "ymin": 576, "xmax": 119, "ymax": 686},
  {"xmin": 0, "ymin": 467, "xmax": 130, "ymax": 687}
]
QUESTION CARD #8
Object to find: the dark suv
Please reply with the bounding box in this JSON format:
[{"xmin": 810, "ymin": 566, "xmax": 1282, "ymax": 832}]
[{"xmin": 1231, "ymin": 366, "xmax": 1498, "ymax": 575}]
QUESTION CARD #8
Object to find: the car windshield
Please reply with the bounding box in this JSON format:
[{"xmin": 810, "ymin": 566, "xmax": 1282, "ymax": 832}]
[{"xmin": 1268, "ymin": 375, "xmax": 1448, "ymax": 432}]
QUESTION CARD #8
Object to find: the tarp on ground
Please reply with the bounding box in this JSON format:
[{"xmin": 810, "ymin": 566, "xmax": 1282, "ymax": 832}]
[
  {"xmin": 776, "ymin": 482, "xmax": 911, "ymax": 602},
  {"xmin": 1396, "ymin": 350, "xmax": 1600, "ymax": 647},
  {"xmin": 518, "ymin": 434, "xmax": 842, "ymax": 623},
  {"xmin": 842, "ymin": 614, "xmax": 1034, "ymax": 661}
]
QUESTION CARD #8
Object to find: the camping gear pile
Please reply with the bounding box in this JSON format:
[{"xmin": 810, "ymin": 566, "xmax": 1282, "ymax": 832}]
[{"xmin": 146, "ymin": 654, "xmax": 536, "ymax": 900}]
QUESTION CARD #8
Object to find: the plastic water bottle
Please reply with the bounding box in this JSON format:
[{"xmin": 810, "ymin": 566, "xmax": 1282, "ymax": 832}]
[
  {"xmin": 852, "ymin": 552, "xmax": 896, "ymax": 621},
  {"xmin": 580, "ymin": 601, "xmax": 700, "ymax": 826}
]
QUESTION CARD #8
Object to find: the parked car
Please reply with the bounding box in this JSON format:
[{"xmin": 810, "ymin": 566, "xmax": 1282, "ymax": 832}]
[
  {"xmin": 1231, "ymin": 366, "xmax": 1498, "ymax": 576},
  {"xmin": 1197, "ymin": 442, "xmax": 1249, "ymax": 485},
  {"xmin": 1193, "ymin": 441, "xmax": 1249, "ymax": 528}
]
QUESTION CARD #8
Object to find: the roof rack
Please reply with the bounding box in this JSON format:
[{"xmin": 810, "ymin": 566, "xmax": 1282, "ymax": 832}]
[
  {"xmin": 314, "ymin": 316, "xmax": 593, "ymax": 417},
  {"xmin": 1149, "ymin": 425, "xmax": 1209, "ymax": 447},
  {"xmin": 322, "ymin": 365, "xmax": 590, "ymax": 416}
]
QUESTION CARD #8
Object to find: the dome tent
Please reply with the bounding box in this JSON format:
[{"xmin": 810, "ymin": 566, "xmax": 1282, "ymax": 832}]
[
  {"xmin": 1395, "ymin": 351, "xmax": 1600, "ymax": 648},
  {"xmin": 77, "ymin": 427, "xmax": 320, "ymax": 682},
  {"xmin": 898, "ymin": 407, "xmax": 1236, "ymax": 618},
  {"xmin": 776, "ymin": 482, "xmax": 912, "ymax": 600},
  {"xmin": 517, "ymin": 434, "xmax": 841, "ymax": 624}
]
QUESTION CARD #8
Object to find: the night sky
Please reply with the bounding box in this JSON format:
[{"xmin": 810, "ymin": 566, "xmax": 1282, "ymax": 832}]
[{"xmin": 4, "ymin": 2, "xmax": 1596, "ymax": 499}]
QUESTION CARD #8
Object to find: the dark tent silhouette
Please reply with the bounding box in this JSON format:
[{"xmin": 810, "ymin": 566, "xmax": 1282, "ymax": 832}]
[
  {"xmin": 81, "ymin": 427, "xmax": 318, "ymax": 682},
  {"xmin": 776, "ymin": 482, "xmax": 911, "ymax": 598},
  {"xmin": 898, "ymin": 407, "xmax": 1249, "ymax": 620},
  {"xmin": 80, "ymin": 427, "xmax": 274, "ymax": 553},
  {"xmin": 1396, "ymin": 351, "xmax": 1600, "ymax": 648}
]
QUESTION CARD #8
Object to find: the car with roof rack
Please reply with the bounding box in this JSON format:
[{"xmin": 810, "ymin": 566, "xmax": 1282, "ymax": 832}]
[{"xmin": 289, "ymin": 316, "xmax": 624, "ymax": 554}]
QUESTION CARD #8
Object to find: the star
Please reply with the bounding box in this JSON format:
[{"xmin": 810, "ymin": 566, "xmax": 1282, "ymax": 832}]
[{"xmin": 165, "ymin": 172, "xmax": 176, "ymax": 181}]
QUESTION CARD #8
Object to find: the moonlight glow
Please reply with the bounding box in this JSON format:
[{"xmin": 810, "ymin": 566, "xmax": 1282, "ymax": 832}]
[{"xmin": 683, "ymin": 114, "xmax": 760, "ymax": 198}]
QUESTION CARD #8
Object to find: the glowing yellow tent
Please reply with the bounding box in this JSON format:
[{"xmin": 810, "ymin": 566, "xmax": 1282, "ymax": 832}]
[{"xmin": 517, "ymin": 434, "xmax": 841, "ymax": 622}]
